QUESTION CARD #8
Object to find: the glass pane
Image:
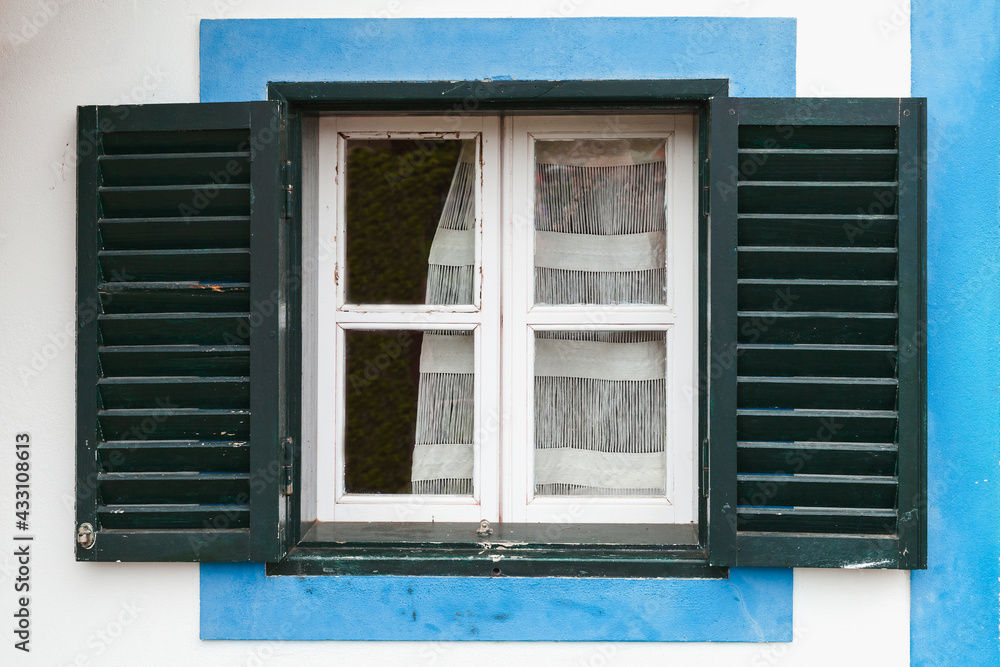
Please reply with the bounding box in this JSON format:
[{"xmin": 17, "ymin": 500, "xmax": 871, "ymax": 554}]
[
  {"xmin": 345, "ymin": 138, "xmax": 476, "ymax": 305},
  {"xmin": 533, "ymin": 138, "xmax": 667, "ymax": 305},
  {"xmin": 533, "ymin": 330, "xmax": 667, "ymax": 497},
  {"xmin": 344, "ymin": 329, "xmax": 475, "ymax": 495}
]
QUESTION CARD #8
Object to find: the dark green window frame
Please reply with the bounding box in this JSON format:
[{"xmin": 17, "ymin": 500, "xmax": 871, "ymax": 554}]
[
  {"xmin": 76, "ymin": 79, "xmax": 927, "ymax": 575},
  {"xmin": 268, "ymin": 79, "xmax": 725, "ymax": 578}
]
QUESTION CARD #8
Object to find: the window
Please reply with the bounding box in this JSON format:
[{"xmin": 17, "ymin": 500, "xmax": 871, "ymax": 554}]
[
  {"xmin": 313, "ymin": 114, "xmax": 698, "ymax": 527},
  {"xmin": 75, "ymin": 80, "xmax": 927, "ymax": 573}
]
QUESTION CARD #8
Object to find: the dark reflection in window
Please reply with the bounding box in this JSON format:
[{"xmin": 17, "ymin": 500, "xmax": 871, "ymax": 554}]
[
  {"xmin": 344, "ymin": 329, "xmax": 476, "ymax": 495},
  {"xmin": 345, "ymin": 139, "xmax": 474, "ymax": 305},
  {"xmin": 344, "ymin": 329, "xmax": 423, "ymax": 494}
]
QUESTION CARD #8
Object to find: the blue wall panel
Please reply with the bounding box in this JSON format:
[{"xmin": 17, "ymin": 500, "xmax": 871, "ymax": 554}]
[
  {"xmin": 199, "ymin": 16, "xmax": 796, "ymax": 642},
  {"xmin": 200, "ymin": 17, "xmax": 795, "ymax": 102},
  {"xmin": 911, "ymin": 1, "xmax": 1000, "ymax": 664},
  {"xmin": 201, "ymin": 564, "xmax": 791, "ymax": 641}
]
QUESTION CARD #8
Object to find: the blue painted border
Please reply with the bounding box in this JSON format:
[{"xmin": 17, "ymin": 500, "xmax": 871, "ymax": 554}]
[
  {"xmin": 199, "ymin": 17, "xmax": 795, "ymax": 102},
  {"xmin": 911, "ymin": 2, "xmax": 1000, "ymax": 665},
  {"xmin": 199, "ymin": 17, "xmax": 796, "ymax": 642},
  {"xmin": 201, "ymin": 565, "xmax": 791, "ymax": 641}
]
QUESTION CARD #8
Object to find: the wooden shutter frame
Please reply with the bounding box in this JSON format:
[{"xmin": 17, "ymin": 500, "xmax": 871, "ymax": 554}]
[
  {"xmin": 708, "ymin": 97, "xmax": 927, "ymax": 569},
  {"xmin": 76, "ymin": 101, "xmax": 294, "ymax": 562}
]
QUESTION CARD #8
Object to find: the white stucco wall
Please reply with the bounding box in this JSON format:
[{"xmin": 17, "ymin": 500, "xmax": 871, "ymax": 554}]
[{"xmin": 0, "ymin": 1, "xmax": 911, "ymax": 665}]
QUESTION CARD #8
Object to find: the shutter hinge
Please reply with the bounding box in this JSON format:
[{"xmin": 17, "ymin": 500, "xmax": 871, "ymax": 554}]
[
  {"xmin": 280, "ymin": 436, "xmax": 294, "ymax": 496},
  {"xmin": 282, "ymin": 160, "xmax": 293, "ymax": 219},
  {"xmin": 701, "ymin": 157, "xmax": 710, "ymax": 217},
  {"xmin": 701, "ymin": 438, "xmax": 710, "ymax": 497}
]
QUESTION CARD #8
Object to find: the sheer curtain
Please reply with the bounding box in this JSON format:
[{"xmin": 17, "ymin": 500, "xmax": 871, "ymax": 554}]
[
  {"xmin": 533, "ymin": 138, "xmax": 668, "ymax": 497},
  {"xmin": 410, "ymin": 143, "xmax": 476, "ymax": 494},
  {"xmin": 410, "ymin": 138, "xmax": 669, "ymax": 497}
]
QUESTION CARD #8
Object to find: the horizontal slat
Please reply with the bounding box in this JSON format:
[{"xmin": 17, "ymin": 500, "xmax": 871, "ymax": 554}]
[
  {"xmin": 100, "ymin": 126, "xmax": 249, "ymax": 153},
  {"xmin": 739, "ymin": 215, "xmax": 897, "ymax": 248},
  {"xmin": 99, "ymin": 152, "xmax": 251, "ymax": 186},
  {"xmin": 737, "ymin": 441, "xmax": 897, "ymax": 475},
  {"xmin": 97, "ymin": 409, "xmax": 250, "ymax": 440},
  {"xmin": 99, "ymin": 313, "xmax": 250, "ymax": 345},
  {"xmin": 737, "ymin": 151, "xmax": 897, "ymax": 182},
  {"xmin": 98, "ymin": 440, "xmax": 250, "ymax": 472},
  {"xmin": 737, "ymin": 312, "xmax": 897, "ymax": 345},
  {"xmin": 100, "ymin": 282, "xmax": 250, "ymax": 314},
  {"xmin": 99, "ymin": 184, "xmax": 250, "ymax": 218},
  {"xmin": 99, "ymin": 249, "xmax": 250, "ymax": 282},
  {"xmin": 737, "ymin": 344, "xmax": 897, "ymax": 378},
  {"xmin": 98, "ymin": 504, "xmax": 249, "ymax": 529},
  {"xmin": 738, "ymin": 123, "xmax": 898, "ymax": 149},
  {"xmin": 97, "ymin": 472, "xmax": 250, "ymax": 504},
  {"xmin": 738, "ymin": 247, "xmax": 896, "ymax": 281},
  {"xmin": 737, "ymin": 507, "xmax": 896, "ymax": 534},
  {"xmin": 99, "ymin": 217, "xmax": 250, "ymax": 250},
  {"xmin": 738, "ymin": 280, "xmax": 897, "ymax": 312},
  {"xmin": 736, "ymin": 473, "xmax": 897, "ymax": 508},
  {"xmin": 738, "ymin": 376, "xmax": 897, "ymax": 410},
  {"xmin": 738, "ymin": 183, "xmax": 897, "ymax": 215},
  {"xmin": 98, "ymin": 376, "xmax": 250, "ymax": 409},
  {"xmin": 737, "ymin": 410, "xmax": 898, "ymax": 443},
  {"xmin": 99, "ymin": 345, "xmax": 249, "ymax": 376},
  {"xmin": 740, "ymin": 149, "xmax": 898, "ymax": 154}
]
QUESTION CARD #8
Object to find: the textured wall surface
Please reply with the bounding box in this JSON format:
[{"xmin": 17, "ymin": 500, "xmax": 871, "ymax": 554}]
[
  {"xmin": 0, "ymin": 1, "xmax": 923, "ymax": 665},
  {"xmin": 911, "ymin": 0, "xmax": 1000, "ymax": 664}
]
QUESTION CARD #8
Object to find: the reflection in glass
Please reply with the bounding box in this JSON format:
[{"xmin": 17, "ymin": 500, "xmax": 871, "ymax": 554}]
[
  {"xmin": 344, "ymin": 329, "xmax": 474, "ymax": 495},
  {"xmin": 533, "ymin": 330, "xmax": 667, "ymax": 497},
  {"xmin": 533, "ymin": 138, "xmax": 668, "ymax": 305},
  {"xmin": 345, "ymin": 139, "xmax": 476, "ymax": 305}
]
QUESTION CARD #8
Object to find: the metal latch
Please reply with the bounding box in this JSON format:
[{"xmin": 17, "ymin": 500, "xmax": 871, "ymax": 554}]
[
  {"xmin": 476, "ymin": 519, "xmax": 493, "ymax": 537},
  {"xmin": 281, "ymin": 437, "xmax": 294, "ymax": 496},
  {"xmin": 77, "ymin": 523, "xmax": 95, "ymax": 549}
]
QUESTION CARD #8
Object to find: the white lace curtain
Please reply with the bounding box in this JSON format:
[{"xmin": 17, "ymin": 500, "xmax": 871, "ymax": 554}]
[{"xmin": 411, "ymin": 139, "xmax": 668, "ymax": 497}]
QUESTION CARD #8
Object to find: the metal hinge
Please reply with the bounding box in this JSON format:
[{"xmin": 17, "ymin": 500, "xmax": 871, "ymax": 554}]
[
  {"xmin": 280, "ymin": 437, "xmax": 294, "ymax": 496},
  {"xmin": 701, "ymin": 157, "xmax": 711, "ymax": 217},
  {"xmin": 701, "ymin": 438, "xmax": 710, "ymax": 497},
  {"xmin": 282, "ymin": 160, "xmax": 293, "ymax": 219}
]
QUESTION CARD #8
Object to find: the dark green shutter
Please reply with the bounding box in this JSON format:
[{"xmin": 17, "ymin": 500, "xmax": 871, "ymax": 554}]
[
  {"xmin": 709, "ymin": 98, "xmax": 926, "ymax": 569},
  {"xmin": 76, "ymin": 102, "xmax": 296, "ymax": 562}
]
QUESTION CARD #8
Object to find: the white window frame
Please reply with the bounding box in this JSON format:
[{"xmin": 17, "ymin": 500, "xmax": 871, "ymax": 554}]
[
  {"xmin": 316, "ymin": 116, "xmax": 502, "ymax": 522},
  {"xmin": 313, "ymin": 113, "xmax": 697, "ymax": 526},
  {"xmin": 504, "ymin": 115, "xmax": 698, "ymax": 524}
]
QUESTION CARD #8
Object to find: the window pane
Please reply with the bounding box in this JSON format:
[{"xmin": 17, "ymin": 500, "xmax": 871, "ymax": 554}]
[
  {"xmin": 533, "ymin": 138, "xmax": 667, "ymax": 305},
  {"xmin": 345, "ymin": 138, "xmax": 476, "ymax": 305},
  {"xmin": 533, "ymin": 330, "xmax": 667, "ymax": 496},
  {"xmin": 344, "ymin": 329, "xmax": 474, "ymax": 495}
]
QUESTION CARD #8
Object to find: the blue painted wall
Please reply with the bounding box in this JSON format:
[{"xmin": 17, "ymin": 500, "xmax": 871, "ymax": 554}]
[
  {"xmin": 199, "ymin": 17, "xmax": 795, "ymax": 102},
  {"xmin": 202, "ymin": 564, "xmax": 791, "ymax": 641},
  {"xmin": 911, "ymin": 1, "xmax": 1000, "ymax": 665},
  {"xmin": 199, "ymin": 16, "xmax": 797, "ymax": 642}
]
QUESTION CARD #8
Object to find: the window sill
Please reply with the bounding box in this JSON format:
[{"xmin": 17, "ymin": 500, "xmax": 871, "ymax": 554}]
[{"xmin": 266, "ymin": 522, "xmax": 722, "ymax": 578}]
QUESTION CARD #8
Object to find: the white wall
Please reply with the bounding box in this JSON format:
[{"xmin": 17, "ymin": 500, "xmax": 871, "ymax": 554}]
[{"xmin": 0, "ymin": 1, "xmax": 910, "ymax": 665}]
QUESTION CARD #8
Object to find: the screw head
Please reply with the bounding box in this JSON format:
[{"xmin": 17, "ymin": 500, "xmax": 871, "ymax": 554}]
[{"xmin": 77, "ymin": 523, "xmax": 96, "ymax": 549}]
